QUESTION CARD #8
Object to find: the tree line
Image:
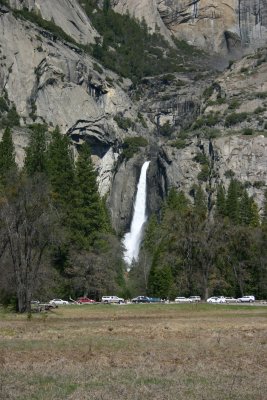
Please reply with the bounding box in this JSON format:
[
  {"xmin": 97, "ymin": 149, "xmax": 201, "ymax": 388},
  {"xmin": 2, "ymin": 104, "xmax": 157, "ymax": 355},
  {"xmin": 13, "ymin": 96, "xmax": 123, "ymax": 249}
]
[
  {"xmin": 129, "ymin": 185, "xmax": 267, "ymax": 300},
  {"xmin": 0, "ymin": 125, "xmax": 125, "ymax": 312}
]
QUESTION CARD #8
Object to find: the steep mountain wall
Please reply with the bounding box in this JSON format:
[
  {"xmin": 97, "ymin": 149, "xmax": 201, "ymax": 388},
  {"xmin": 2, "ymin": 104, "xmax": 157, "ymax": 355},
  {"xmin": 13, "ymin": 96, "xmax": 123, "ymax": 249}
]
[
  {"xmin": 0, "ymin": 3, "xmax": 151, "ymax": 197},
  {"xmin": 1, "ymin": 2, "xmax": 266, "ymax": 233},
  {"xmin": 112, "ymin": 0, "xmax": 267, "ymax": 54}
]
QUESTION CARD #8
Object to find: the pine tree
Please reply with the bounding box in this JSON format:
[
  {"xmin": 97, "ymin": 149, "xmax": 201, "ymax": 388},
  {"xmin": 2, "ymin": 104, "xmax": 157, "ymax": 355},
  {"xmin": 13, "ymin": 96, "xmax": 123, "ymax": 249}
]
[
  {"xmin": 0, "ymin": 127, "xmax": 17, "ymax": 186},
  {"xmin": 262, "ymin": 190, "xmax": 267, "ymax": 226},
  {"xmin": 239, "ymin": 190, "xmax": 250, "ymax": 225},
  {"xmin": 166, "ymin": 188, "xmax": 190, "ymax": 215},
  {"xmin": 194, "ymin": 185, "xmax": 207, "ymax": 220},
  {"xmin": 24, "ymin": 124, "xmax": 47, "ymax": 176},
  {"xmin": 225, "ymin": 179, "xmax": 239, "ymax": 224},
  {"xmin": 68, "ymin": 142, "xmax": 109, "ymax": 248},
  {"xmin": 216, "ymin": 184, "xmax": 226, "ymax": 218},
  {"xmin": 46, "ymin": 126, "xmax": 74, "ymax": 208},
  {"xmin": 247, "ymin": 197, "xmax": 260, "ymax": 227},
  {"xmin": 142, "ymin": 214, "xmax": 160, "ymax": 256}
]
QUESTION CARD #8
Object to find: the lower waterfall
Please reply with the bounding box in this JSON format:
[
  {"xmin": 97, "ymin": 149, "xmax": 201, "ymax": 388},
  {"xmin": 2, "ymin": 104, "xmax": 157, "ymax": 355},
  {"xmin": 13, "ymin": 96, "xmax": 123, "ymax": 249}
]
[{"xmin": 122, "ymin": 161, "xmax": 150, "ymax": 267}]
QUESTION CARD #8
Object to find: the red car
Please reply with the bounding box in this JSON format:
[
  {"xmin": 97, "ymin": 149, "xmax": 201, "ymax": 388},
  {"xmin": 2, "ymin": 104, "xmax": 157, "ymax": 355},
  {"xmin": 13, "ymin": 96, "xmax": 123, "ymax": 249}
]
[{"xmin": 76, "ymin": 297, "xmax": 95, "ymax": 304}]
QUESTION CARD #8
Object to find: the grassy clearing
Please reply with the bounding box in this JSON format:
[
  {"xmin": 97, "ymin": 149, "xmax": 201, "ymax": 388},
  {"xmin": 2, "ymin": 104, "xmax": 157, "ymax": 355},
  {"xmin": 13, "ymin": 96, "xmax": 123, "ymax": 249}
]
[{"xmin": 0, "ymin": 304, "xmax": 266, "ymax": 399}]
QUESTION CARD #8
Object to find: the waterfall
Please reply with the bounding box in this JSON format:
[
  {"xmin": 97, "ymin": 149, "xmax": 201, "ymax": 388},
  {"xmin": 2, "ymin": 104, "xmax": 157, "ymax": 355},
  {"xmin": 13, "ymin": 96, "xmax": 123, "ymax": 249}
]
[{"xmin": 123, "ymin": 161, "xmax": 150, "ymax": 267}]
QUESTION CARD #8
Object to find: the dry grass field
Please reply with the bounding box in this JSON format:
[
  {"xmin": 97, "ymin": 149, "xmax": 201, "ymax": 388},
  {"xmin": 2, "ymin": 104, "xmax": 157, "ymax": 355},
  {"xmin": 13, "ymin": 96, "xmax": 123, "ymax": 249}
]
[{"xmin": 0, "ymin": 304, "xmax": 266, "ymax": 400}]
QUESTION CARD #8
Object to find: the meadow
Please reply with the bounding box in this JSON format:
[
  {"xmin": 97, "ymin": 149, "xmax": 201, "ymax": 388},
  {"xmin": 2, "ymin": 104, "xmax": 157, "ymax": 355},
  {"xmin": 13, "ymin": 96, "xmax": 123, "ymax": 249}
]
[{"xmin": 0, "ymin": 304, "xmax": 266, "ymax": 400}]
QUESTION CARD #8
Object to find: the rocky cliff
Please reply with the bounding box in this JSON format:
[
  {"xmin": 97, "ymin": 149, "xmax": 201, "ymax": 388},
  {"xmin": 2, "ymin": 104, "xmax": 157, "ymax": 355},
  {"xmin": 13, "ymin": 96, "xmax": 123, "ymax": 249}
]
[
  {"xmin": 112, "ymin": 0, "xmax": 267, "ymax": 55},
  {"xmin": 0, "ymin": 1, "xmax": 153, "ymax": 197},
  {"xmin": 0, "ymin": 1, "xmax": 266, "ymax": 234}
]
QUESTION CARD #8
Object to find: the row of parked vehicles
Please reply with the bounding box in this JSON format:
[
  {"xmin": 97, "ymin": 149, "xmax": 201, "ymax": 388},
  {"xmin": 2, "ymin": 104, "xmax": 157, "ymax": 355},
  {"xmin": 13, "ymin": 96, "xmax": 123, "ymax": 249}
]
[
  {"xmin": 45, "ymin": 295, "xmax": 256, "ymax": 307},
  {"xmin": 174, "ymin": 295, "xmax": 256, "ymax": 303},
  {"xmin": 207, "ymin": 295, "xmax": 255, "ymax": 303}
]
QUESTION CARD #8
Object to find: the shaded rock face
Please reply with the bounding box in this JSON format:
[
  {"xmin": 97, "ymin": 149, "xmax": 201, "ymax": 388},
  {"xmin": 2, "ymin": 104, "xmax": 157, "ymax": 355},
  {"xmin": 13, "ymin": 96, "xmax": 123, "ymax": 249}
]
[
  {"xmin": 137, "ymin": 73, "xmax": 213, "ymax": 132},
  {"xmin": 112, "ymin": 0, "xmax": 267, "ymax": 54}
]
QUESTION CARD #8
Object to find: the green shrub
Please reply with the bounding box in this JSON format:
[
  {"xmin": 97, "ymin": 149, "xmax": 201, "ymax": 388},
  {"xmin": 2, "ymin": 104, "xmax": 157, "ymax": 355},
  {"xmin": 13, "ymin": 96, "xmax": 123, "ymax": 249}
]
[
  {"xmin": 254, "ymin": 107, "xmax": 265, "ymax": 114},
  {"xmin": 228, "ymin": 98, "xmax": 241, "ymax": 110},
  {"xmin": 193, "ymin": 113, "xmax": 220, "ymax": 129},
  {"xmin": 242, "ymin": 128, "xmax": 253, "ymax": 135},
  {"xmin": 203, "ymin": 86, "xmax": 213, "ymax": 99},
  {"xmin": 121, "ymin": 136, "xmax": 148, "ymax": 159},
  {"xmin": 193, "ymin": 152, "xmax": 209, "ymax": 165},
  {"xmin": 225, "ymin": 112, "xmax": 248, "ymax": 127},
  {"xmin": 206, "ymin": 98, "xmax": 226, "ymax": 106},
  {"xmin": 159, "ymin": 121, "xmax": 173, "ymax": 137},
  {"xmin": 203, "ymin": 128, "xmax": 221, "ymax": 139},
  {"xmin": 197, "ymin": 164, "xmax": 209, "ymax": 182},
  {"xmin": 256, "ymin": 92, "xmax": 267, "ymax": 99},
  {"xmin": 114, "ymin": 115, "xmax": 134, "ymax": 131},
  {"xmin": 224, "ymin": 170, "xmax": 235, "ymax": 178},
  {"xmin": 0, "ymin": 106, "xmax": 20, "ymax": 129},
  {"xmin": 137, "ymin": 112, "xmax": 147, "ymax": 128},
  {"xmin": 171, "ymin": 139, "xmax": 187, "ymax": 149},
  {"xmin": 253, "ymin": 181, "xmax": 265, "ymax": 189},
  {"xmin": 160, "ymin": 74, "xmax": 176, "ymax": 85}
]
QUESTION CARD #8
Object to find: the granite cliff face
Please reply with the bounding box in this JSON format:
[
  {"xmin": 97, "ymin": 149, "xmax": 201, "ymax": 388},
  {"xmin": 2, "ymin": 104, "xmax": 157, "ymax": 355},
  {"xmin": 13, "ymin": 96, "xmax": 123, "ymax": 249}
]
[
  {"xmin": 0, "ymin": 1, "xmax": 152, "ymax": 197},
  {"xmin": 8, "ymin": 0, "xmax": 99, "ymax": 45},
  {"xmin": 0, "ymin": 1, "xmax": 266, "ymax": 233},
  {"xmin": 112, "ymin": 0, "xmax": 267, "ymax": 54}
]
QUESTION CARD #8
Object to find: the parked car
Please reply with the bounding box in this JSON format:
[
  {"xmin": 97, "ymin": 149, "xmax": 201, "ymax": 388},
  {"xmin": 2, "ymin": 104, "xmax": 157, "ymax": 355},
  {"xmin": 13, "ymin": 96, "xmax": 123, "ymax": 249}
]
[
  {"xmin": 189, "ymin": 296, "xmax": 201, "ymax": 302},
  {"xmin": 76, "ymin": 297, "xmax": 95, "ymax": 304},
  {"xmin": 175, "ymin": 297, "xmax": 192, "ymax": 303},
  {"xmin": 49, "ymin": 299, "xmax": 69, "ymax": 305},
  {"xmin": 132, "ymin": 296, "xmax": 150, "ymax": 303},
  {"xmin": 148, "ymin": 297, "xmax": 162, "ymax": 303},
  {"xmin": 207, "ymin": 296, "xmax": 226, "ymax": 303},
  {"xmin": 237, "ymin": 295, "xmax": 255, "ymax": 303},
  {"xmin": 101, "ymin": 296, "xmax": 124, "ymax": 304},
  {"xmin": 225, "ymin": 297, "xmax": 238, "ymax": 303}
]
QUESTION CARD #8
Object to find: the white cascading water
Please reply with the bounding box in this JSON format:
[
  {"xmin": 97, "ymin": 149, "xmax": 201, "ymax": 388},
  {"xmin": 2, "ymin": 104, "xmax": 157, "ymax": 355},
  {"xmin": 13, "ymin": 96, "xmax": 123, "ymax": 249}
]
[{"xmin": 123, "ymin": 161, "xmax": 150, "ymax": 267}]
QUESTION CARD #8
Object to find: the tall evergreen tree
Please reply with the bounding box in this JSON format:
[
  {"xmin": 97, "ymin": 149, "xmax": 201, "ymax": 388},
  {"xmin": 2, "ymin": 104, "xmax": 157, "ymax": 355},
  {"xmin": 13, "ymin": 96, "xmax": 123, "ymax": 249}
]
[
  {"xmin": 239, "ymin": 190, "xmax": 251, "ymax": 225},
  {"xmin": 0, "ymin": 127, "xmax": 17, "ymax": 186},
  {"xmin": 262, "ymin": 190, "xmax": 267, "ymax": 227},
  {"xmin": 216, "ymin": 184, "xmax": 226, "ymax": 218},
  {"xmin": 166, "ymin": 188, "xmax": 190, "ymax": 215},
  {"xmin": 225, "ymin": 179, "xmax": 239, "ymax": 224},
  {"xmin": 47, "ymin": 126, "xmax": 74, "ymax": 208},
  {"xmin": 24, "ymin": 124, "xmax": 47, "ymax": 176},
  {"xmin": 194, "ymin": 185, "xmax": 207, "ymax": 220},
  {"xmin": 68, "ymin": 142, "xmax": 108, "ymax": 248},
  {"xmin": 247, "ymin": 197, "xmax": 260, "ymax": 227}
]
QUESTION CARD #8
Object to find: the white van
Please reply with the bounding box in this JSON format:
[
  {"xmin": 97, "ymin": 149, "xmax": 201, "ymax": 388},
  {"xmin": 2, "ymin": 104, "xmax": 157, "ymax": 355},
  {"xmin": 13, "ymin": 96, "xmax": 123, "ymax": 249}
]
[{"xmin": 101, "ymin": 296, "xmax": 124, "ymax": 304}]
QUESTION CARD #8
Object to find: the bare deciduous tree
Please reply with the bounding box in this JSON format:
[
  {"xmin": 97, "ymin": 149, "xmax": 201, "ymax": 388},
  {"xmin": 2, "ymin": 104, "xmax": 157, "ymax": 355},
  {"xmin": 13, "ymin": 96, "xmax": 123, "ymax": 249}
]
[{"xmin": 0, "ymin": 175, "xmax": 57, "ymax": 312}]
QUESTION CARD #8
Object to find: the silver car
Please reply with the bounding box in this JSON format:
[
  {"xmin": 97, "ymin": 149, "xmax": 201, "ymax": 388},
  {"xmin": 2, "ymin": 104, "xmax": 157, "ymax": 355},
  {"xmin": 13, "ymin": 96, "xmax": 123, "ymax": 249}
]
[
  {"xmin": 207, "ymin": 297, "xmax": 226, "ymax": 303},
  {"xmin": 237, "ymin": 295, "xmax": 255, "ymax": 303},
  {"xmin": 175, "ymin": 297, "xmax": 192, "ymax": 303}
]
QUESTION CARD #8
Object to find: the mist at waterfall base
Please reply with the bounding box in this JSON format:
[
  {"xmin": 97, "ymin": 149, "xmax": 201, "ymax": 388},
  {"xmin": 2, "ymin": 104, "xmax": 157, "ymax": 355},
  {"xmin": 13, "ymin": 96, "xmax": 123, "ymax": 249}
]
[{"xmin": 123, "ymin": 161, "xmax": 150, "ymax": 269}]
